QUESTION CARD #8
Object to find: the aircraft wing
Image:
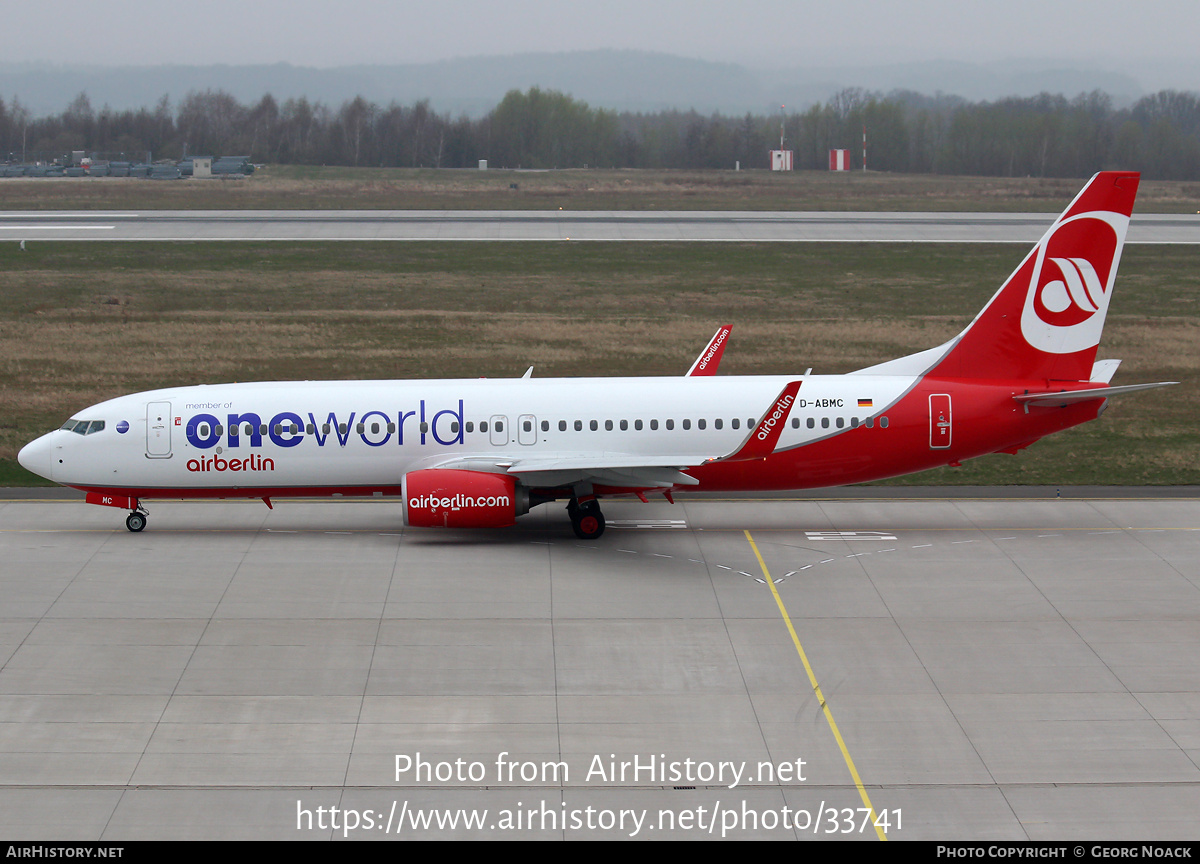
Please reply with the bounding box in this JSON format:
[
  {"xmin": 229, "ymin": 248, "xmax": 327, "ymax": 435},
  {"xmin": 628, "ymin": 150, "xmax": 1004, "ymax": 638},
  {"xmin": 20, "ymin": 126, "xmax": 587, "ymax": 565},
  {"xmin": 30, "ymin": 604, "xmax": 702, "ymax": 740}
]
[{"xmin": 429, "ymin": 453, "xmax": 702, "ymax": 487}]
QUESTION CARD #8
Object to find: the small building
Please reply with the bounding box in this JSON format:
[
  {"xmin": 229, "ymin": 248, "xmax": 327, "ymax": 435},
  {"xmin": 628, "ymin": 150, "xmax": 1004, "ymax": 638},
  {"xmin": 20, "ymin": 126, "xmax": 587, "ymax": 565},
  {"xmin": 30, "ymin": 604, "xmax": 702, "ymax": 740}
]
[
  {"xmin": 770, "ymin": 150, "xmax": 793, "ymax": 171},
  {"xmin": 829, "ymin": 149, "xmax": 851, "ymax": 171}
]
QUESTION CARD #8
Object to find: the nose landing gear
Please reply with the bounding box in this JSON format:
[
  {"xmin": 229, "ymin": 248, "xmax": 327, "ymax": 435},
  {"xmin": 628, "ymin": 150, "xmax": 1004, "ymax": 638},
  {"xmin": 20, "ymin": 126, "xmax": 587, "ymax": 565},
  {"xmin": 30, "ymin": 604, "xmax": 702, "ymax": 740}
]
[{"xmin": 125, "ymin": 504, "xmax": 148, "ymax": 532}]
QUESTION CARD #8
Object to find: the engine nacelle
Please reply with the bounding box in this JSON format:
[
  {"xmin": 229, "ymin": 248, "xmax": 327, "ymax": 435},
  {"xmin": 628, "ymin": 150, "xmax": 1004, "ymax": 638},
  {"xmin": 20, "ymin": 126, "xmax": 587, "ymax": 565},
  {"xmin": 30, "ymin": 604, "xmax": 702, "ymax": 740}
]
[{"xmin": 402, "ymin": 469, "xmax": 528, "ymax": 528}]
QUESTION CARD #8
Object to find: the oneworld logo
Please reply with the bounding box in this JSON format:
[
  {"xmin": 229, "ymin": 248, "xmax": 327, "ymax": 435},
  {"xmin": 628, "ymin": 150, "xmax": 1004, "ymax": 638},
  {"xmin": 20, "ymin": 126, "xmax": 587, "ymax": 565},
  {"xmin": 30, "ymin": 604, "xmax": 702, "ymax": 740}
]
[
  {"xmin": 183, "ymin": 399, "xmax": 465, "ymax": 451},
  {"xmin": 1020, "ymin": 211, "xmax": 1128, "ymax": 355}
]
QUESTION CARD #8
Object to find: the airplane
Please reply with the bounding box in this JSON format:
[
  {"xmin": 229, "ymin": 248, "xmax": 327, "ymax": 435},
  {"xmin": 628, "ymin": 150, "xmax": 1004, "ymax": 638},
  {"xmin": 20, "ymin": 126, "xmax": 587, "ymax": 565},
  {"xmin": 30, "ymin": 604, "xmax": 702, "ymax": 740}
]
[{"xmin": 17, "ymin": 171, "xmax": 1174, "ymax": 539}]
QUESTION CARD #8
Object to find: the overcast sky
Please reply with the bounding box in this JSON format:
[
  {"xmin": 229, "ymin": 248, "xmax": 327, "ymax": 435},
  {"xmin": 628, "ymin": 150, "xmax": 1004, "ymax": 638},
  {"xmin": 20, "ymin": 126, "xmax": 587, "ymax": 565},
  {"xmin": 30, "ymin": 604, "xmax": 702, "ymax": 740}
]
[{"xmin": 4, "ymin": 0, "xmax": 1195, "ymax": 71}]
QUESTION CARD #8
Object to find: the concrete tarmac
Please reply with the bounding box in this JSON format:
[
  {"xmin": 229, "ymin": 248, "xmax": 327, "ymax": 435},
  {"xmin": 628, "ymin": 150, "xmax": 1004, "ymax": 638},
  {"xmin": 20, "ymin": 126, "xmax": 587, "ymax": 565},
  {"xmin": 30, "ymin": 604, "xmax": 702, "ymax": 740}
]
[
  {"xmin": 0, "ymin": 491, "xmax": 1196, "ymax": 840},
  {"xmin": 2, "ymin": 210, "xmax": 1199, "ymax": 243}
]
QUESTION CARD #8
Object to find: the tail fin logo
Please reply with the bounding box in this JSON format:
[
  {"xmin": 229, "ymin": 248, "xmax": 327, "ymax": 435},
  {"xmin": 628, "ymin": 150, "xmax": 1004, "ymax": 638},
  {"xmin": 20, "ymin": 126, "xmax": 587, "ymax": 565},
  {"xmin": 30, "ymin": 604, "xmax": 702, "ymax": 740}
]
[{"xmin": 1020, "ymin": 211, "xmax": 1128, "ymax": 355}]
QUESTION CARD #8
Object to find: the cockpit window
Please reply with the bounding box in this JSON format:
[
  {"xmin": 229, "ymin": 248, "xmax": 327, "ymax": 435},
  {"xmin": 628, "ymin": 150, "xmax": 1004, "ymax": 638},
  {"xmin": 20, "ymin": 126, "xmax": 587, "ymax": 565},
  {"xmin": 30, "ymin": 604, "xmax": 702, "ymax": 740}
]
[{"xmin": 60, "ymin": 419, "xmax": 105, "ymax": 435}]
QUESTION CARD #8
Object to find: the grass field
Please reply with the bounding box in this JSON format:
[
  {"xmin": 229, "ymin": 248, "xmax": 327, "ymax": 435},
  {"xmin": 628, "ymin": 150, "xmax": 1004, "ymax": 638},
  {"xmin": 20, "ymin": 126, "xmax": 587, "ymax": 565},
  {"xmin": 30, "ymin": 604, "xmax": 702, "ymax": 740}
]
[
  {"xmin": 1, "ymin": 240, "xmax": 1196, "ymax": 487},
  {"xmin": 2, "ymin": 166, "xmax": 1200, "ymax": 212}
]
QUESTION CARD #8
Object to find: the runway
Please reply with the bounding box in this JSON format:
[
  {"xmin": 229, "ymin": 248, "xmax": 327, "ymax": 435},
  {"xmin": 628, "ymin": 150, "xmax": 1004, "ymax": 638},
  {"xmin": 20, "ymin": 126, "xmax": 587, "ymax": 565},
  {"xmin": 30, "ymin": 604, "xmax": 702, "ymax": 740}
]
[
  {"xmin": 2, "ymin": 209, "xmax": 1199, "ymax": 242},
  {"xmin": 1, "ymin": 491, "xmax": 1197, "ymax": 840}
]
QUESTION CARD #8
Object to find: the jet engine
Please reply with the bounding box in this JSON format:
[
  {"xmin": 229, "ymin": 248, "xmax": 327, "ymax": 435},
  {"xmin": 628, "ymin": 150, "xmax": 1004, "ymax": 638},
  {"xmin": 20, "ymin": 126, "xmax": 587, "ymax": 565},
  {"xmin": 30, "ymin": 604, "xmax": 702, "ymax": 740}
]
[{"xmin": 402, "ymin": 469, "xmax": 529, "ymax": 528}]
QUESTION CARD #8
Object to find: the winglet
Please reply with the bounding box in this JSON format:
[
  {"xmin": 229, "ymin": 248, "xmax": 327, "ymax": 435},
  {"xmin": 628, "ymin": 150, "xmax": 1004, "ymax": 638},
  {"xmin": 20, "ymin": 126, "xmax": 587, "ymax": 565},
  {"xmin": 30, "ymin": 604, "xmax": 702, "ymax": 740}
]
[
  {"xmin": 710, "ymin": 381, "xmax": 802, "ymax": 463},
  {"xmin": 686, "ymin": 325, "xmax": 732, "ymax": 376}
]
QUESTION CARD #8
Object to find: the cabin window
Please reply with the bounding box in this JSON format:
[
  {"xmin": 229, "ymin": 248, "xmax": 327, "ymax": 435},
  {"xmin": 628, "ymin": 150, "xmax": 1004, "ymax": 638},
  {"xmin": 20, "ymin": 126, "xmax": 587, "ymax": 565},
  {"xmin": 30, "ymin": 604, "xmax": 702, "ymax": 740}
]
[
  {"xmin": 466, "ymin": 421, "xmax": 474, "ymax": 433},
  {"xmin": 635, "ymin": 419, "xmax": 643, "ymax": 431},
  {"xmin": 523, "ymin": 420, "xmax": 532, "ymax": 432},
  {"xmin": 602, "ymin": 420, "xmax": 611, "ymax": 431},
  {"xmin": 620, "ymin": 419, "xmax": 628, "ymax": 431},
  {"xmin": 650, "ymin": 419, "xmax": 658, "ymax": 430},
  {"xmin": 791, "ymin": 418, "xmax": 799, "ymax": 429},
  {"xmin": 714, "ymin": 419, "xmax": 722, "ymax": 430},
  {"xmin": 574, "ymin": 420, "xmax": 582, "ymax": 431},
  {"xmin": 880, "ymin": 416, "xmax": 889, "ymax": 428},
  {"xmin": 215, "ymin": 425, "xmax": 224, "ymax": 435},
  {"xmin": 337, "ymin": 424, "xmax": 347, "ymax": 435},
  {"xmin": 275, "ymin": 424, "xmax": 284, "ymax": 435},
  {"xmin": 590, "ymin": 420, "xmax": 598, "ymax": 431},
  {"xmin": 322, "ymin": 424, "xmax": 331, "ymax": 435},
  {"xmin": 541, "ymin": 420, "xmax": 549, "ymax": 432},
  {"xmin": 866, "ymin": 417, "xmax": 874, "ymax": 428},
  {"xmin": 666, "ymin": 419, "xmax": 675, "ymax": 430},
  {"xmin": 821, "ymin": 417, "xmax": 829, "ymax": 429},
  {"xmin": 732, "ymin": 418, "xmax": 740, "ymax": 430},
  {"xmin": 421, "ymin": 421, "xmax": 430, "ymax": 433},
  {"xmin": 229, "ymin": 426, "xmax": 239, "ymax": 437},
  {"xmin": 371, "ymin": 423, "xmax": 380, "ymax": 434},
  {"xmin": 682, "ymin": 419, "xmax": 691, "ymax": 430},
  {"xmin": 698, "ymin": 419, "xmax": 706, "ymax": 430},
  {"xmin": 807, "ymin": 418, "xmax": 815, "ymax": 429},
  {"xmin": 836, "ymin": 417, "xmax": 844, "ymax": 428},
  {"xmin": 259, "ymin": 424, "xmax": 267, "ymax": 435},
  {"xmin": 355, "ymin": 423, "xmax": 365, "ymax": 434},
  {"xmin": 480, "ymin": 421, "xmax": 488, "ymax": 433},
  {"xmin": 850, "ymin": 417, "xmax": 859, "ymax": 428},
  {"xmin": 306, "ymin": 424, "xmax": 315, "ymax": 434},
  {"xmin": 199, "ymin": 424, "xmax": 210, "ymax": 437},
  {"xmin": 748, "ymin": 418, "xmax": 756, "ymax": 428},
  {"xmin": 494, "ymin": 421, "xmax": 503, "ymax": 432},
  {"xmin": 388, "ymin": 423, "xmax": 396, "ymax": 433},
  {"xmin": 559, "ymin": 420, "xmax": 567, "ymax": 431}
]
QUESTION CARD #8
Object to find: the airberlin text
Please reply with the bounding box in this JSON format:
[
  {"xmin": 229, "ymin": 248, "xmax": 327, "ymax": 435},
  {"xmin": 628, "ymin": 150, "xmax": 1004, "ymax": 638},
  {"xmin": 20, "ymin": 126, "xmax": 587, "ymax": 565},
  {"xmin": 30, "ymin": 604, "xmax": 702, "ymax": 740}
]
[
  {"xmin": 756, "ymin": 393, "xmax": 796, "ymax": 441},
  {"xmin": 695, "ymin": 328, "xmax": 727, "ymax": 372},
  {"xmin": 184, "ymin": 399, "xmax": 466, "ymax": 451},
  {"xmin": 186, "ymin": 454, "xmax": 275, "ymax": 474}
]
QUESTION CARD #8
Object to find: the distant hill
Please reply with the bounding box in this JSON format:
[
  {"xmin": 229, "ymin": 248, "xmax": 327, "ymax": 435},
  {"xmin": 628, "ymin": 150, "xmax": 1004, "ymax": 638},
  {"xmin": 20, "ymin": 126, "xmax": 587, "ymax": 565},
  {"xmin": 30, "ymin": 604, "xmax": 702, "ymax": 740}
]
[{"xmin": 0, "ymin": 51, "xmax": 1157, "ymax": 117}]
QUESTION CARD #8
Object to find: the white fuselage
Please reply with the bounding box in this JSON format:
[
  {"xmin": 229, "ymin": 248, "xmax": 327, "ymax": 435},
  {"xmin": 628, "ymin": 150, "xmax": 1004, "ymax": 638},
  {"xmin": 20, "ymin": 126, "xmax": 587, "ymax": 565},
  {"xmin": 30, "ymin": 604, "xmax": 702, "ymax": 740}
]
[{"xmin": 33, "ymin": 374, "xmax": 914, "ymax": 493}]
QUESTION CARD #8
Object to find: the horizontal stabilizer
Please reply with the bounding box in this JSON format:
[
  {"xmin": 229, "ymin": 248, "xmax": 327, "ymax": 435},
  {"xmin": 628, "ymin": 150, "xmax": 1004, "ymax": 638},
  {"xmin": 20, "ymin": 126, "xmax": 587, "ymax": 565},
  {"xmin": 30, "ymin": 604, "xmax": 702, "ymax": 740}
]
[{"xmin": 1013, "ymin": 381, "xmax": 1176, "ymax": 408}]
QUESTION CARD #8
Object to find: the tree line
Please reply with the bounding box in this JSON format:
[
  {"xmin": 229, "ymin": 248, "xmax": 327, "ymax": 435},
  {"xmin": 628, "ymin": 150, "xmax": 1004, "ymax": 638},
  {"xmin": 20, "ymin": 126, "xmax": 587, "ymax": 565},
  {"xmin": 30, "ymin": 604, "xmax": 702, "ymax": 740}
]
[{"xmin": 2, "ymin": 85, "xmax": 1200, "ymax": 179}]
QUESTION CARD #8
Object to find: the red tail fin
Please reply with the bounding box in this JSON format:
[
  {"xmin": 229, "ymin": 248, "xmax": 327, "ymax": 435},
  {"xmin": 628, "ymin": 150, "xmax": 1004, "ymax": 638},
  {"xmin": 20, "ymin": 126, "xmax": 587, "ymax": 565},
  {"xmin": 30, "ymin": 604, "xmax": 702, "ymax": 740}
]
[{"xmin": 928, "ymin": 172, "xmax": 1139, "ymax": 382}]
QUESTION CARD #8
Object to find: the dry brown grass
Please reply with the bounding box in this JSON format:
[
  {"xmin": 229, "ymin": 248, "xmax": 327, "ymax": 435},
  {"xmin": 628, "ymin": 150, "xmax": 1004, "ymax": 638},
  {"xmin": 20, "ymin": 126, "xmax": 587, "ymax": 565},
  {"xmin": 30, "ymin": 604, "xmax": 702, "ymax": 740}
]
[{"xmin": 3, "ymin": 168, "xmax": 1199, "ymax": 212}]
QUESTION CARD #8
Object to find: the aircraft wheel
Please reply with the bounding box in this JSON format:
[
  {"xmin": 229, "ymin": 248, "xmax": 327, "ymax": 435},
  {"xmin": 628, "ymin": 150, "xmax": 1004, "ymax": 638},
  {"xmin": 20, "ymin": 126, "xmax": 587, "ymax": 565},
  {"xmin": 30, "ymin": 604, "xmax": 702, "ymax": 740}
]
[
  {"xmin": 126, "ymin": 512, "xmax": 147, "ymax": 533},
  {"xmin": 571, "ymin": 504, "xmax": 605, "ymax": 540}
]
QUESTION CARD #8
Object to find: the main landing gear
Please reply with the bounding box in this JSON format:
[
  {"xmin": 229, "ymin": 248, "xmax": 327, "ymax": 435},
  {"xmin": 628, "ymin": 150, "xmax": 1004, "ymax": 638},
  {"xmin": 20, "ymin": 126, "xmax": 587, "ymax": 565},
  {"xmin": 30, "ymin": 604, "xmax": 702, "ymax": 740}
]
[
  {"xmin": 567, "ymin": 497, "xmax": 605, "ymax": 540},
  {"xmin": 125, "ymin": 504, "xmax": 148, "ymax": 533}
]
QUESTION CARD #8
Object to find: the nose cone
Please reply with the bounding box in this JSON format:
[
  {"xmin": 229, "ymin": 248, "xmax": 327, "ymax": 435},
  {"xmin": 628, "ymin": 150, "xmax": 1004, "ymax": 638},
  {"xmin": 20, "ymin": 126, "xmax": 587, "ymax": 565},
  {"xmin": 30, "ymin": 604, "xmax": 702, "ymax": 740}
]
[{"xmin": 17, "ymin": 433, "xmax": 54, "ymax": 482}]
